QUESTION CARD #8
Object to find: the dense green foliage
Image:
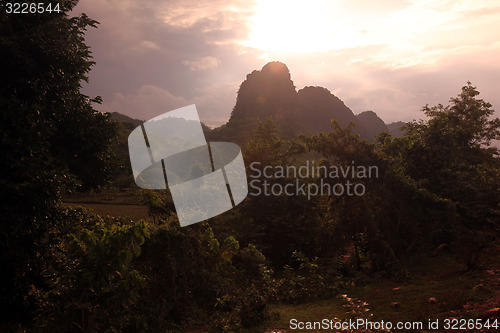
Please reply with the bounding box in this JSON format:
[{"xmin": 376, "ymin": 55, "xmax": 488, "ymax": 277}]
[
  {"xmin": 36, "ymin": 209, "xmax": 148, "ymax": 332},
  {"xmin": 0, "ymin": 1, "xmax": 117, "ymax": 328},
  {"xmin": 1, "ymin": 3, "xmax": 499, "ymax": 331},
  {"xmin": 386, "ymin": 82, "xmax": 500, "ymax": 227}
]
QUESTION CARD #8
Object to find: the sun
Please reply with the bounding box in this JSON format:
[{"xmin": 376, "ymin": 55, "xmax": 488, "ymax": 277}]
[{"xmin": 244, "ymin": 0, "xmax": 355, "ymax": 54}]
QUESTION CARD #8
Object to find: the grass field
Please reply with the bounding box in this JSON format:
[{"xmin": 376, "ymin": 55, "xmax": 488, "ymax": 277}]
[
  {"xmin": 254, "ymin": 242, "xmax": 500, "ymax": 333},
  {"xmin": 64, "ymin": 202, "xmax": 150, "ymax": 220},
  {"xmin": 63, "ymin": 190, "xmax": 151, "ymax": 220}
]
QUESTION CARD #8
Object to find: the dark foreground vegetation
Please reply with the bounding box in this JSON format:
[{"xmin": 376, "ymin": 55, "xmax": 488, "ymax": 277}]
[{"xmin": 1, "ymin": 2, "xmax": 499, "ymax": 332}]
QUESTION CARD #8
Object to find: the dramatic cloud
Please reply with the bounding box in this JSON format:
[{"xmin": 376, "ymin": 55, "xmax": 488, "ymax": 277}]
[
  {"xmin": 104, "ymin": 85, "xmax": 188, "ymax": 121},
  {"xmin": 73, "ymin": 0, "xmax": 260, "ymax": 124},
  {"xmin": 183, "ymin": 56, "xmax": 221, "ymax": 71},
  {"xmin": 74, "ymin": 0, "xmax": 500, "ymax": 126}
]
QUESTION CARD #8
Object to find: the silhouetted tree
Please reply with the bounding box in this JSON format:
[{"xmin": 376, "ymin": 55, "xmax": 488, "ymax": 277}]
[
  {"xmin": 0, "ymin": 1, "xmax": 116, "ymax": 325},
  {"xmin": 394, "ymin": 82, "xmax": 500, "ymax": 227}
]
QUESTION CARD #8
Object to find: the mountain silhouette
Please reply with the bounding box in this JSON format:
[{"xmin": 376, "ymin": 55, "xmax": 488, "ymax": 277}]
[
  {"xmin": 209, "ymin": 62, "xmax": 401, "ymax": 143},
  {"xmin": 387, "ymin": 121, "xmax": 407, "ymax": 137},
  {"xmin": 356, "ymin": 111, "xmax": 389, "ymax": 140},
  {"xmin": 229, "ymin": 62, "xmax": 297, "ymax": 121},
  {"xmin": 110, "ymin": 111, "xmax": 144, "ymax": 128},
  {"xmin": 296, "ymin": 86, "xmax": 369, "ymax": 138}
]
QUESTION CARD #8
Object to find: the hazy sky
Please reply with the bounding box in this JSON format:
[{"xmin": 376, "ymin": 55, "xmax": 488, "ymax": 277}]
[{"xmin": 74, "ymin": 0, "xmax": 500, "ymax": 127}]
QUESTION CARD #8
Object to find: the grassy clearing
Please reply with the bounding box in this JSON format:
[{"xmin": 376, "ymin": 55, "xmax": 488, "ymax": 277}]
[
  {"xmin": 256, "ymin": 299, "xmax": 346, "ymax": 332},
  {"xmin": 255, "ymin": 242, "xmax": 500, "ymax": 333},
  {"xmin": 350, "ymin": 260, "xmax": 492, "ymax": 323},
  {"xmin": 63, "ymin": 190, "xmax": 150, "ymax": 220},
  {"xmin": 64, "ymin": 202, "xmax": 150, "ymax": 221},
  {"xmin": 64, "ymin": 191, "xmax": 140, "ymax": 205}
]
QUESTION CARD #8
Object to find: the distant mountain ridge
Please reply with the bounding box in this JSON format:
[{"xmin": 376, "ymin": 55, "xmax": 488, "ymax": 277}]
[
  {"xmin": 110, "ymin": 112, "xmax": 143, "ymax": 128},
  {"xmin": 210, "ymin": 62, "xmax": 405, "ymax": 144},
  {"xmin": 110, "ymin": 62, "xmax": 407, "ymax": 144},
  {"xmin": 297, "ymin": 86, "xmax": 370, "ymax": 137},
  {"xmin": 356, "ymin": 111, "xmax": 389, "ymax": 140},
  {"xmin": 387, "ymin": 121, "xmax": 407, "ymax": 137}
]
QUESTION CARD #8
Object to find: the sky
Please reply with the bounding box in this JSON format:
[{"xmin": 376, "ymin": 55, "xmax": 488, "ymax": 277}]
[{"xmin": 74, "ymin": 0, "xmax": 500, "ymax": 127}]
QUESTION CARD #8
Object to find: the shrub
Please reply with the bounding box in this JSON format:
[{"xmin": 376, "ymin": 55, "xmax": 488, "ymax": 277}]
[{"xmin": 34, "ymin": 208, "xmax": 149, "ymax": 332}]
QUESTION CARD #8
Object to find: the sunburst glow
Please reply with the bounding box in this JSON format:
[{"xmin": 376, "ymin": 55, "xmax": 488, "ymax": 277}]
[{"xmin": 244, "ymin": 0, "xmax": 373, "ymax": 54}]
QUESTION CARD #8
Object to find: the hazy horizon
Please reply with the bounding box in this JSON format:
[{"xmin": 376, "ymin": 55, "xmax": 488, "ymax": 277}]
[{"xmin": 74, "ymin": 0, "xmax": 500, "ymax": 128}]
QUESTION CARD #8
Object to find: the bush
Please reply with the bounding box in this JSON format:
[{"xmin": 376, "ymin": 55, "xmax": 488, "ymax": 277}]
[
  {"xmin": 277, "ymin": 251, "xmax": 341, "ymax": 303},
  {"xmin": 34, "ymin": 208, "xmax": 149, "ymax": 332}
]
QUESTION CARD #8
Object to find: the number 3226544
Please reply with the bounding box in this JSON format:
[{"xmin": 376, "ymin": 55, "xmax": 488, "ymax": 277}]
[{"xmin": 5, "ymin": 3, "xmax": 61, "ymax": 14}]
